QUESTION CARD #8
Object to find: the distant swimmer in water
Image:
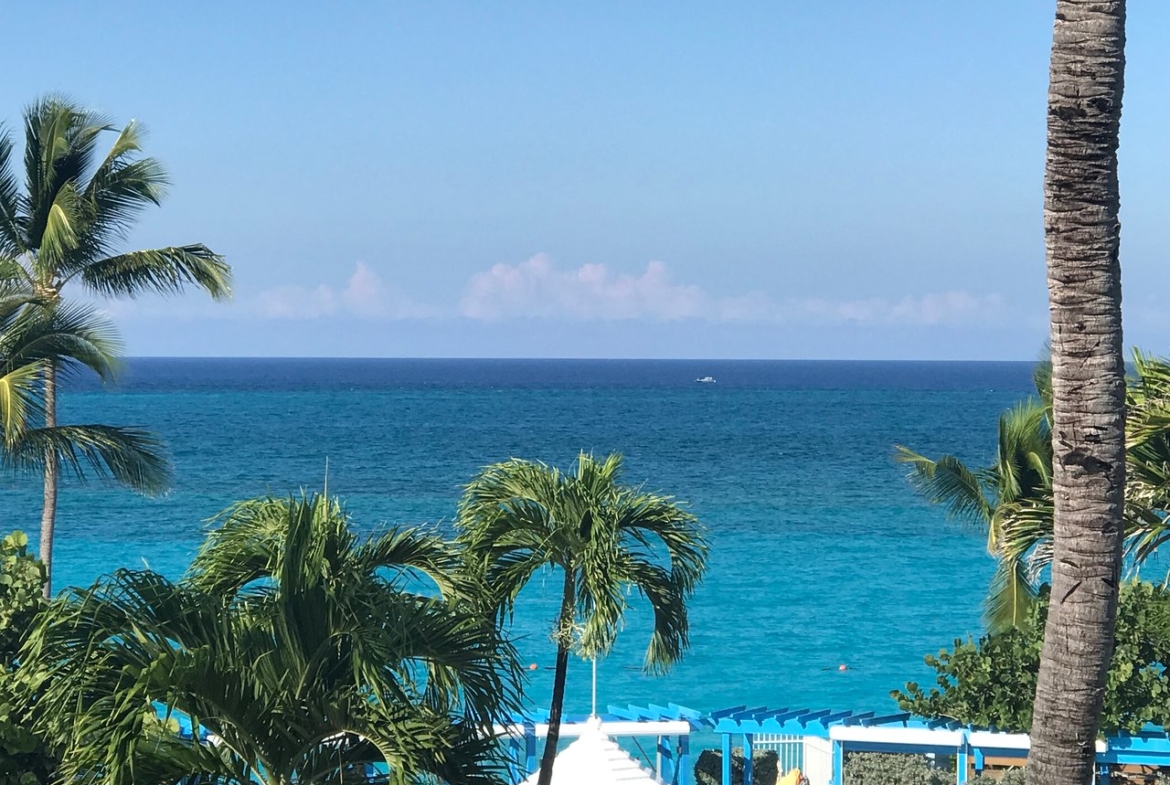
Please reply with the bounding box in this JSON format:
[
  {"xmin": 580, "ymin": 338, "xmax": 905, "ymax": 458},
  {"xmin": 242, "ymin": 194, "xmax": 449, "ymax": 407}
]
[{"xmin": 820, "ymin": 663, "xmax": 852, "ymax": 672}]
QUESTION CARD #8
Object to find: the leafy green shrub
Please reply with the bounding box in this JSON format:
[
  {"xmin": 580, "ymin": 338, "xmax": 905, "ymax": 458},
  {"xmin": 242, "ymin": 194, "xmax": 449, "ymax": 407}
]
[
  {"xmin": 694, "ymin": 747, "xmax": 780, "ymax": 785},
  {"xmin": 0, "ymin": 532, "xmax": 55, "ymax": 785},
  {"xmin": 841, "ymin": 752, "xmax": 947, "ymax": 785},
  {"xmin": 894, "ymin": 582, "xmax": 1170, "ymax": 733},
  {"xmin": 971, "ymin": 769, "xmax": 1026, "ymax": 785},
  {"xmin": 0, "ymin": 532, "xmax": 44, "ymax": 664}
]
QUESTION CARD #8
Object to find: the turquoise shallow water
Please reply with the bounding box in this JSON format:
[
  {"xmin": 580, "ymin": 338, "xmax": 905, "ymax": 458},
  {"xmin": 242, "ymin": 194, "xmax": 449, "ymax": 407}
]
[{"xmin": 2, "ymin": 359, "xmax": 1036, "ymax": 716}]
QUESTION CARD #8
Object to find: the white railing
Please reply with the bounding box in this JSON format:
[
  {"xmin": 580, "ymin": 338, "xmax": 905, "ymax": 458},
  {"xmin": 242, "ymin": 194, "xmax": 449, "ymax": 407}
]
[{"xmin": 753, "ymin": 733, "xmax": 804, "ymax": 775}]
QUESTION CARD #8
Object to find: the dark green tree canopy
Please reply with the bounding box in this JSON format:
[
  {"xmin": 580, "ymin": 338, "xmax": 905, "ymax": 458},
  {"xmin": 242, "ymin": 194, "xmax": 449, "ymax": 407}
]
[
  {"xmin": 894, "ymin": 581, "xmax": 1170, "ymax": 735},
  {"xmin": 23, "ymin": 495, "xmax": 523, "ymax": 785},
  {"xmin": 0, "ymin": 532, "xmax": 56, "ymax": 784}
]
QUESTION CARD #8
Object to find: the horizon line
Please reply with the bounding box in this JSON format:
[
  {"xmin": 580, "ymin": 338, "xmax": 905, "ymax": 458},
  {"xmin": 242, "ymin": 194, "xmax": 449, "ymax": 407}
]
[{"xmin": 120, "ymin": 355, "xmax": 1041, "ymax": 363}]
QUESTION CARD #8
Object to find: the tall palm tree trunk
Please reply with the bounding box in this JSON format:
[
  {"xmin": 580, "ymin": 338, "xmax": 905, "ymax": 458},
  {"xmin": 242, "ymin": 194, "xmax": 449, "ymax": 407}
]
[
  {"xmin": 39, "ymin": 360, "xmax": 58, "ymax": 599},
  {"xmin": 1027, "ymin": 3, "xmax": 1127, "ymax": 784},
  {"xmin": 537, "ymin": 570, "xmax": 576, "ymax": 785}
]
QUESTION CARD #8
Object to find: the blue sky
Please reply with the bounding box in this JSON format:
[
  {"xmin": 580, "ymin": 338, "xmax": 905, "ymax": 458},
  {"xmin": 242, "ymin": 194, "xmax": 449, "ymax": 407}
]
[{"xmin": 2, "ymin": 1, "xmax": 1167, "ymax": 359}]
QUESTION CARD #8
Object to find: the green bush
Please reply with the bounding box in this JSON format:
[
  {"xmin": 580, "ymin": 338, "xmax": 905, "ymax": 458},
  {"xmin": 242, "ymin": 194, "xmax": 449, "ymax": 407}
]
[
  {"xmin": 694, "ymin": 747, "xmax": 780, "ymax": 785},
  {"xmin": 971, "ymin": 769, "xmax": 1026, "ymax": 785},
  {"xmin": 895, "ymin": 582, "xmax": 1170, "ymax": 734},
  {"xmin": 841, "ymin": 752, "xmax": 948, "ymax": 785},
  {"xmin": 0, "ymin": 532, "xmax": 55, "ymax": 785}
]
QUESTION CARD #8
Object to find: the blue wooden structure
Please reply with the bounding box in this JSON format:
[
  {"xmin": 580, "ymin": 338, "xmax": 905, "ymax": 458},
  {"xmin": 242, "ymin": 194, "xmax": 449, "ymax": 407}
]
[
  {"xmin": 167, "ymin": 702, "xmax": 1170, "ymax": 784},
  {"xmin": 705, "ymin": 706, "xmax": 1170, "ymax": 785}
]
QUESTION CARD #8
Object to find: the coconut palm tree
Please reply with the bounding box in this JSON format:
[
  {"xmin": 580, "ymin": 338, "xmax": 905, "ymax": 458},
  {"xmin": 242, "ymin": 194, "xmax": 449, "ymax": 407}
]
[
  {"xmin": 1027, "ymin": 2, "xmax": 1128, "ymax": 783},
  {"xmin": 993, "ymin": 353, "xmax": 1170, "ymax": 586},
  {"xmin": 0, "ymin": 287, "xmax": 169, "ymax": 561},
  {"xmin": 896, "ymin": 366, "xmax": 1053, "ymax": 631},
  {"xmin": 24, "ymin": 494, "xmax": 522, "ymax": 785},
  {"xmin": 456, "ymin": 452, "xmax": 708, "ymax": 785},
  {"xmin": 902, "ymin": 353, "xmax": 1170, "ymax": 638},
  {"xmin": 0, "ymin": 95, "xmax": 231, "ymax": 594}
]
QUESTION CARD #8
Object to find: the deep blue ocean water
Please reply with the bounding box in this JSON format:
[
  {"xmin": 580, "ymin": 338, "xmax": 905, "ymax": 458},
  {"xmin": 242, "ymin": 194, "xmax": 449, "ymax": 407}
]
[{"xmin": 2, "ymin": 359, "xmax": 1038, "ymax": 716}]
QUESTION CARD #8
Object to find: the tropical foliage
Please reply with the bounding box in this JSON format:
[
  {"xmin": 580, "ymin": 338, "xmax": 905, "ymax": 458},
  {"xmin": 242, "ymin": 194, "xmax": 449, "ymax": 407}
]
[
  {"xmin": 0, "ymin": 285, "xmax": 169, "ymax": 502},
  {"xmin": 0, "ymin": 531, "xmax": 56, "ymax": 784},
  {"xmin": 0, "ymin": 94, "xmax": 230, "ymax": 592},
  {"xmin": 895, "ymin": 361, "xmax": 1053, "ymax": 631},
  {"xmin": 23, "ymin": 495, "xmax": 522, "ymax": 785},
  {"xmin": 841, "ymin": 752, "xmax": 950, "ymax": 785},
  {"xmin": 893, "ymin": 582, "xmax": 1170, "ymax": 734},
  {"xmin": 897, "ymin": 352, "xmax": 1170, "ymax": 632},
  {"xmin": 456, "ymin": 452, "xmax": 708, "ymax": 785}
]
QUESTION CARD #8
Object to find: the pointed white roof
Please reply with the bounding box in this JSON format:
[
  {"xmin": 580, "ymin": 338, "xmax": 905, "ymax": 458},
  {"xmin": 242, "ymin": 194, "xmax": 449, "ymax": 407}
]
[{"xmin": 521, "ymin": 718, "xmax": 665, "ymax": 785}]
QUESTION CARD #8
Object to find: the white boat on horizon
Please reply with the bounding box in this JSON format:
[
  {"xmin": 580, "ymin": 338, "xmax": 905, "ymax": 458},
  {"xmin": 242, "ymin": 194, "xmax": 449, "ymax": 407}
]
[{"xmin": 695, "ymin": 376, "xmax": 716, "ymax": 384}]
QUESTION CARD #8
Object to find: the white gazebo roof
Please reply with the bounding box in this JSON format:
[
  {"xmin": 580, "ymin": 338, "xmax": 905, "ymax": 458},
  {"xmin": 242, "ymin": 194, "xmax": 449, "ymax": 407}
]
[{"xmin": 521, "ymin": 718, "xmax": 664, "ymax": 785}]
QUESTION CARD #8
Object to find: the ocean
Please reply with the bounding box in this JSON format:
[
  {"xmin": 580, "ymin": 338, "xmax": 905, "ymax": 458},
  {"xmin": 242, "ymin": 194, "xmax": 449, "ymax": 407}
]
[{"xmin": 2, "ymin": 358, "xmax": 1037, "ymax": 716}]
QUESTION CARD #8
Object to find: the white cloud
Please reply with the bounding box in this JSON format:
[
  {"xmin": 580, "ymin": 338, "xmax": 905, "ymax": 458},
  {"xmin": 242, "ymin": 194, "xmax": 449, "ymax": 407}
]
[
  {"xmin": 256, "ymin": 262, "xmax": 431, "ymax": 320},
  {"xmin": 101, "ymin": 255, "xmax": 1007, "ymax": 331},
  {"xmin": 460, "ymin": 254, "xmax": 710, "ymax": 321},
  {"xmin": 459, "ymin": 254, "xmax": 1005, "ymax": 326}
]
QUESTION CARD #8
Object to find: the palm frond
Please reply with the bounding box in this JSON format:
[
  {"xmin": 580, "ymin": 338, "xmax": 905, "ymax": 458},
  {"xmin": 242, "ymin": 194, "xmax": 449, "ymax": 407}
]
[
  {"xmin": 68, "ymin": 131, "xmax": 169, "ymax": 264},
  {"xmin": 5, "ymin": 424, "xmax": 171, "ymax": 493},
  {"xmin": 0, "ymin": 361, "xmax": 42, "ymax": 445},
  {"xmin": 457, "ymin": 451, "xmax": 706, "ymax": 676},
  {"xmin": 3, "ymin": 299, "xmax": 122, "ymax": 382},
  {"xmin": 22, "ymin": 96, "xmax": 110, "ymax": 264},
  {"xmin": 997, "ymin": 497, "xmax": 1055, "ymax": 584},
  {"xmin": 894, "ymin": 446, "xmax": 993, "ymax": 529},
  {"xmin": 984, "ymin": 555, "xmax": 1040, "ymax": 634},
  {"xmin": 27, "ymin": 498, "xmax": 521, "ymax": 785},
  {"xmin": 0, "ymin": 256, "xmax": 33, "ymax": 286},
  {"xmin": 355, "ymin": 526, "xmax": 466, "ymax": 599},
  {"xmin": 0, "ymin": 126, "xmax": 25, "ymax": 256},
  {"xmin": 38, "ymin": 180, "xmax": 81, "ymax": 265},
  {"xmin": 79, "ymin": 244, "xmax": 232, "ymax": 300}
]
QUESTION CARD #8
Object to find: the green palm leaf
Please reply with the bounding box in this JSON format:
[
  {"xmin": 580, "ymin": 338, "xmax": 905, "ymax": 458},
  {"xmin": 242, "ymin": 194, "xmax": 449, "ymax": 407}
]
[
  {"xmin": 0, "ymin": 126, "xmax": 25, "ymax": 256},
  {"xmin": 78, "ymin": 244, "xmax": 231, "ymax": 300},
  {"xmin": 984, "ymin": 552, "xmax": 1041, "ymax": 634},
  {"xmin": 456, "ymin": 452, "xmax": 707, "ymax": 785},
  {"xmin": 0, "ymin": 361, "xmax": 40, "ymax": 443},
  {"xmin": 25, "ymin": 495, "xmax": 521, "ymax": 784},
  {"xmin": 6, "ymin": 424, "xmax": 170, "ymax": 492},
  {"xmin": 894, "ymin": 447, "xmax": 993, "ymax": 531}
]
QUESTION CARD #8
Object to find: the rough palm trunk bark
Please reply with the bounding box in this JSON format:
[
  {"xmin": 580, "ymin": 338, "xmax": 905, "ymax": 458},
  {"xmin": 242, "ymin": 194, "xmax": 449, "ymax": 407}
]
[
  {"xmin": 536, "ymin": 569, "xmax": 576, "ymax": 785},
  {"xmin": 39, "ymin": 360, "xmax": 58, "ymax": 599},
  {"xmin": 1027, "ymin": 3, "xmax": 1127, "ymax": 785}
]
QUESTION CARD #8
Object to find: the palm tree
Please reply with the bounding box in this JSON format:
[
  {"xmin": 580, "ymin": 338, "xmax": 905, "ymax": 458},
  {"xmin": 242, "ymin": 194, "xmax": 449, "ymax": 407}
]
[
  {"xmin": 455, "ymin": 452, "xmax": 708, "ymax": 785},
  {"xmin": 901, "ymin": 354, "xmax": 1170, "ymax": 634},
  {"xmin": 0, "ymin": 95, "xmax": 231, "ymax": 593},
  {"xmin": 0, "ymin": 287, "xmax": 170, "ymax": 588},
  {"xmin": 1027, "ymin": 2, "xmax": 1128, "ymax": 783},
  {"xmin": 994, "ymin": 354, "xmax": 1170, "ymax": 589},
  {"xmin": 24, "ymin": 494, "xmax": 523, "ymax": 785},
  {"xmin": 896, "ymin": 365, "xmax": 1053, "ymax": 631},
  {"xmin": 1116, "ymin": 352, "xmax": 1170, "ymax": 565}
]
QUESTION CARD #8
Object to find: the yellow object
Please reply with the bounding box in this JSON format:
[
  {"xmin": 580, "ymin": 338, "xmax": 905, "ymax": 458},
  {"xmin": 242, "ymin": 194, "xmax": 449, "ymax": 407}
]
[{"xmin": 777, "ymin": 768, "xmax": 803, "ymax": 785}]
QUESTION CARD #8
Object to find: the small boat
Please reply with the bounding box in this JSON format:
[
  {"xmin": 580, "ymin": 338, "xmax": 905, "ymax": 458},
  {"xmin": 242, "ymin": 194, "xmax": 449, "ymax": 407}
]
[{"xmin": 695, "ymin": 376, "xmax": 716, "ymax": 384}]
